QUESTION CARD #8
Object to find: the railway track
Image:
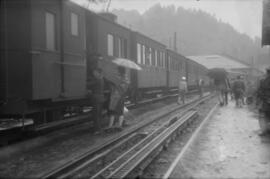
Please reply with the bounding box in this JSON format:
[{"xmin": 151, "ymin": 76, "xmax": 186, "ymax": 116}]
[
  {"xmin": 126, "ymin": 90, "xmax": 199, "ymax": 109},
  {"xmin": 91, "ymin": 111, "xmax": 197, "ymax": 179},
  {"xmin": 34, "ymin": 90, "xmax": 199, "ymax": 134},
  {"xmin": 40, "ymin": 93, "xmax": 213, "ymax": 179},
  {"xmin": 162, "ymin": 102, "xmax": 219, "ymax": 179}
]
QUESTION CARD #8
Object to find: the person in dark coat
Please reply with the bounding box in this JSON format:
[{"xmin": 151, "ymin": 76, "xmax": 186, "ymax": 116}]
[
  {"xmin": 215, "ymin": 77, "xmax": 230, "ymax": 106},
  {"xmin": 257, "ymin": 68, "xmax": 270, "ymax": 136},
  {"xmin": 232, "ymin": 75, "xmax": 245, "ymax": 107},
  {"xmin": 91, "ymin": 67, "xmax": 105, "ymax": 134},
  {"xmin": 107, "ymin": 66, "xmax": 129, "ymax": 129},
  {"xmin": 178, "ymin": 76, "xmax": 188, "ymax": 104},
  {"xmin": 198, "ymin": 79, "xmax": 204, "ymax": 98}
]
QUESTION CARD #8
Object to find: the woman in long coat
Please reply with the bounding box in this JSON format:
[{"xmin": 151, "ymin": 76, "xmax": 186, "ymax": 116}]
[{"xmin": 108, "ymin": 67, "xmax": 129, "ymax": 129}]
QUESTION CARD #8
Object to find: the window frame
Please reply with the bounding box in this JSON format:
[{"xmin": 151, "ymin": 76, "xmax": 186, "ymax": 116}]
[
  {"xmin": 137, "ymin": 43, "xmax": 141, "ymax": 64},
  {"xmin": 107, "ymin": 33, "xmax": 114, "ymax": 56},
  {"xmin": 142, "ymin": 45, "xmax": 145, "ymax": 65},
  {"xmin": 70, "ymin": 11, "xmax": 79, "ymax": 37},
  {"xmin": 149, "ymin": 47, "xmax": 152, "ymax": 66},
  {"xmin": 118, "ymin": 37, "xmax": 122, "ymax": 58},
  {"xmin": 45, "ymin": 11, "xmax": 57, "ymax": 51},
  {"xmin": 155, "ymin": 50, "xmax": 158, "ymax": 67}
]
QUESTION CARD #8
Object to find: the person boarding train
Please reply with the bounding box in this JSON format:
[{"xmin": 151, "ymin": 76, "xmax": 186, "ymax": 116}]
[{"xmin": 178, "ymin": 76, "xmax": 188, "ymax": 104}]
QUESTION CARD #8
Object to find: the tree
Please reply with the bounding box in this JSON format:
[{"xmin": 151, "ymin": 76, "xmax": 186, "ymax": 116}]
[{"xmin": 86, "ymin": 0, "xmax": 110, "ymax": 11}]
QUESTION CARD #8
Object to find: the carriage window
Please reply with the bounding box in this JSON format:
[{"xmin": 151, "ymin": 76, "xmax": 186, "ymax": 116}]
[
  {"xmin": 71, "ymin": 12, "xmax": 79, "ymax": 36},
  {"xmin": 118, "ymin": 37, "xmax": 121, "ymax": 58},
  {"xmin": 157, "ymin": 50, "xmax": 160, "ymax": 67},
  {"xmin": 45, "ymin": 12, "xmax": 56, "ymax": 50},
  {"xmin": 107, "ymin": 34, "xmax": 114, "ymax": 56},
  {"xmin": 161, "ymin": 52, "xmax": 164, "ymax": 68},
  {"xmin": 149, "ymin": 48, "xmax": 152, "ymax": 66},
  {"xmin": 159, "ymin": 52, "xmax": 163, "ymax": 68},
  {"xmin": 123, "ymin": 39, "xmax": 127, "ymax": 58},
  {"xmin": 142, "ymin": 45, "xmax": 145, "ymax": 65},
  {"xmin": 163, "ymin": 53, "xmax": 166, "ymax": 68},
  {"xmin": 117, "ymin": 37, "xmax": 126, "ymax": 58},
  {"xmin": 145, "ymin": 46, "xmax": 150, "ymax": 65},
  {"xmin": 168, "ymin": 56, "xmax": 171, "ymax": 70},
  {"xmin": 152, "ymin": 49, "xmax": 156, "ymax": 66},
  {"xmin": 159, "ymin": 51, "xmax": 163, "ymax": 68},
  {"xmin": 155, "ymin": 50, "xmax": 158, "ymax": 67},
  {"xmin": 137, "ymin": 43, "xmax": 141, "ymax": 64}
]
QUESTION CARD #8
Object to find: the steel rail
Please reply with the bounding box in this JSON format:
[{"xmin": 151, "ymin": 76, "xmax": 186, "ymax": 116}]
[
  {"xmin": 90, "ymin": 111, "xmax": 183, "ymax": 179},
  {"xmin": 105, "ymin": 111, "xmax": 198, "ymax": 179},
  {"xmin": 39, "ymin": 93, "xmax": 213, "ymax": 179},
  {"xmin": 126, "ymin": 90, "xmax": 200, "ymax": 109},
  {"xmin": 162, "ymin": 102, "xmax": 219, "ymax": 179},
  {"xmin": 58, "ymin": 132, "xmax": 140, "ymax": 179}
]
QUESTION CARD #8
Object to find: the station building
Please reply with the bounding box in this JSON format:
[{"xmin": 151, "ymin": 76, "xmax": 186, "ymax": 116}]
[{"xmin": 187, "ymin": 55, "xmax": 264, "ymax": 85}]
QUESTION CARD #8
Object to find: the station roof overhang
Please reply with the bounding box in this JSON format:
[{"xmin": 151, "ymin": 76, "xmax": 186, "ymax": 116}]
[{"xmin": 186, "ymin": 55, "xmax": 250, "ymax": 70}]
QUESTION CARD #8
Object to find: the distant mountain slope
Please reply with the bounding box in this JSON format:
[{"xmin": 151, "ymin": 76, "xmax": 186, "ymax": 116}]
[{"xmin": 112, "ymin": 4, "xmax": 269, "ymax": 70}]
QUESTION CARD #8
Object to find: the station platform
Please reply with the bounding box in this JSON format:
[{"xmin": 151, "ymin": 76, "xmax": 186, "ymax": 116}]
[{"xmin": 168, "ymin": 101, "xmax": 270, "ymax": 178}]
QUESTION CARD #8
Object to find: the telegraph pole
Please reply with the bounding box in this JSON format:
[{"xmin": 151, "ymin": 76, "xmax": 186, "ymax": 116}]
[{"xmin": 173, "ymin": 32, "xmax": 177, "ymax": 52}]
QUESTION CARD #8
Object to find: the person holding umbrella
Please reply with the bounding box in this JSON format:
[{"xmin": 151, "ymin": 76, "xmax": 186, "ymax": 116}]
[
  {"xmin": 208, "ymin": 68, "xmax": 230, "ymax": 106},
  {"xmin": 99, "ymin": 57, "xmax": 141, "ymax": 130},
  {"xmin": 232, "ymin": 75, "xmax": 245, "ymax": 107},
  {"xmin": 107, "ymin": 66, "xmax": 129, "ymax": 129}
]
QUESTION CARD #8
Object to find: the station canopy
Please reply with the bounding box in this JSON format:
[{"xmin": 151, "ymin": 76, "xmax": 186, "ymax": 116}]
[{"xmin": 187, "ymin": 55, "xmax": 249, "ymax": 70}]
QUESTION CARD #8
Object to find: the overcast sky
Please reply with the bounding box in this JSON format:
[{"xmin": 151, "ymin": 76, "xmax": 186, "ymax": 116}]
[{"xmin": 72, "ymin": 0, "xmax": 263, "ymax": 39}]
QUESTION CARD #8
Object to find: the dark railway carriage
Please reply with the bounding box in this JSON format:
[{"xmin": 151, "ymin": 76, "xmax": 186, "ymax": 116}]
[
  {"xmin": 130, "ymin": 32, "xmax": 167, "ymax": 100},
  {"xmin": 167, "ymin": 49, "xmax": 187, "ymax": 93},
  {"xmin": 197, "ymin": 64, "xmax": 210, "ymax": 86},
  {"xmin": 186, "ymin": 58, "xmax": 209, "ymax": 90},
  {"xmin": 0, "ymin": 0, "xmax": 210, "ymax": 129},
  {"xmin": 85, "ymin": 12, "xmax": 131, "ymax": 61},
  {"xmin": 85, "ymin": 11, "xmax": 133, "ymax": 103},
  {"xmin": 186, "ymin": 59, "xmax": 197, "ymax": 90},
  {"xmin": 0, "ymin": 0, "xmax": 87, "ymax": 123}
]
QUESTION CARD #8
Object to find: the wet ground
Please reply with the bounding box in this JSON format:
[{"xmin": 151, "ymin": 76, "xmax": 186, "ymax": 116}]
[
  {"xmin": 170, "ymin": 101, "xmax": 270, "ymax": 179},
  {"xmin": 0, "ymin": 93, "xmax": 206, "ymax": 178}
]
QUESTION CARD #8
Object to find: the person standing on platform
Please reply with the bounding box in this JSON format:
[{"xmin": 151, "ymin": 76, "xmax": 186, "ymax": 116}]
[
  {"xmin": 257, "ymin": 68, "xmax": 270, "ymax": 136},
  {"xmin": 241, "ymin": 76, "xmax": 246, "ymax": 105},
  {"xmin": 232, "ymin": 75, "xmax": 245, "ymax": 107},
  {"xmin": 198, "ymin": 78, "xmax": 204, "ymax": 98},
  {"xmin": 214, "ymin": 77, "xmax": 230, "ymax": 106},
  {"xmin": 108, "ymin": 66, "xmax": 129, "ymax": 130},
  {"xmin": 178, "ymin": 76, "xmax": 188, "ymax": 104},
  {"xmin": 91, "ymin": 68, "xmax": 105, "ymax": 134},
  {"xmin": 230, "ymin": 78, "xmax": 235, "ymax": 101}
]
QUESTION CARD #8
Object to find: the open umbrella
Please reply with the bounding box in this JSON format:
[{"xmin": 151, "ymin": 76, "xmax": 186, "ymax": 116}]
[
  {"xmin": 97, "ymin": 57, "xmax": 119, "ymax": 84},
  {"xmin": 112, "ymin": 58, "xmax": 142, "ymax": 70},
  {"xmin": 207, "ymin": 68, "xmax": 228, "ymax": 80}
]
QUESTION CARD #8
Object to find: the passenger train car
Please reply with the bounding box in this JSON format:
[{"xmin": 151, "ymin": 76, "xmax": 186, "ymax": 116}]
[
  {"xmin": 167, "ymin": 49, "xmax": 187, "ymax": 92},
  {"xmin": 0, "ymin": 0, "xmax": 209, "ymax": 125},
  {"xmin": 130, "ymin": 32, "xmax": 167, "ymax": 100}
]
